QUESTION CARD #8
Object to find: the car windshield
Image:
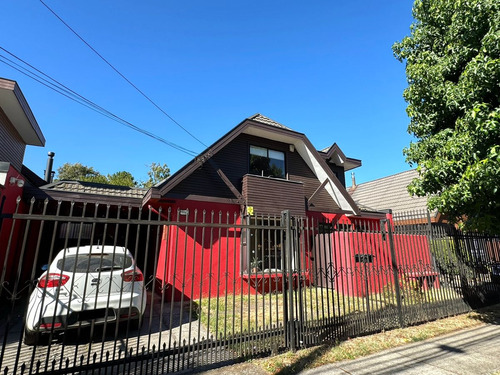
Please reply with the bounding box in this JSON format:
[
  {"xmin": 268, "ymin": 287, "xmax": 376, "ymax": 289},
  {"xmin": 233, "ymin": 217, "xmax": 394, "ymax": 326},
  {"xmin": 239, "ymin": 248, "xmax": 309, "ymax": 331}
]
[{"xmin": 56, "ymin": 253, "xmax": 132, "ymax": 273}]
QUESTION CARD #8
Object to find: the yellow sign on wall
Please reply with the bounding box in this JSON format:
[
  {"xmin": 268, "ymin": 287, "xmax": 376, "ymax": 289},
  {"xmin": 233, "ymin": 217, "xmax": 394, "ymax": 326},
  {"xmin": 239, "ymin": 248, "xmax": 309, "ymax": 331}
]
[{"xmin": 247, "ymin": 206, "xmax": 254, "ymax": 216}]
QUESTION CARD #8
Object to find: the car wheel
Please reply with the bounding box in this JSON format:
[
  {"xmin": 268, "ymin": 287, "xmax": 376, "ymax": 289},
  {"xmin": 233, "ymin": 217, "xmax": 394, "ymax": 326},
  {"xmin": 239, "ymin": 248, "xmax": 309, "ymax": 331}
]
[{"xmin": 23, "ymin": 328, "xmax": 39, "ymax": 346}]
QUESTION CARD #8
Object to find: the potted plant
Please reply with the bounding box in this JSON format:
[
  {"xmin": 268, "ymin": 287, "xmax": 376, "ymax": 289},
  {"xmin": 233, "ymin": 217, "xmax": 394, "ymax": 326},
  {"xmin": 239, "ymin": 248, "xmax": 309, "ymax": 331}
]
[{"xmin": 250, "ymin": 256, "xmax": 262, "ymax": 273}]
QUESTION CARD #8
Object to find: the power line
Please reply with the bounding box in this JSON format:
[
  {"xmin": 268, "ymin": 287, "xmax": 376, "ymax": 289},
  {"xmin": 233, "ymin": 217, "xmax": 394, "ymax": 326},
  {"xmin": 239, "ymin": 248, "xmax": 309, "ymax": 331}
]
[
  {"xmin": 0, "ymin": 47, "xmax": 199, "ymax": 157},
  {"xmin": 39, "ymin": 0, "xmax": 208, "ymax": 148}
]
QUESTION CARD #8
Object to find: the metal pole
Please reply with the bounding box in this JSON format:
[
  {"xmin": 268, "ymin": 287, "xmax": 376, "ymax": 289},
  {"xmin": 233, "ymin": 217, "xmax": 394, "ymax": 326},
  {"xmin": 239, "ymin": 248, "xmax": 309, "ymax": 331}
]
[
  {"xmin": 385, "ymin": 219, "xmax": 405, "ymax": 327},
  {"xmin": 281, "ymin": 210, "xmax": 296, "ymax": 351}
]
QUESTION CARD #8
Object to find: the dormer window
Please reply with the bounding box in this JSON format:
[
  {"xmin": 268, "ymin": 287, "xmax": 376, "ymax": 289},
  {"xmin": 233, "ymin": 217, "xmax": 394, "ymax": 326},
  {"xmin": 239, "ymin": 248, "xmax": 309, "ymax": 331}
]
[{"xmin": 249, "ymin": 145, "xmax": 285, "ymax": 178}]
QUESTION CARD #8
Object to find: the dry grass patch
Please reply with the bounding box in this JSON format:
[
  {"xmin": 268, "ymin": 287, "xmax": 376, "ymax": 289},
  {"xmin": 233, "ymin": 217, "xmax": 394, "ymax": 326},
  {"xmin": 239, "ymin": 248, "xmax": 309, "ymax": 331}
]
[
  {"xmin": 196, "ymin": 286, "xmax": 464, "ymax": 338},
  {"xmin": 254, "ymin": 310, "xmax": 488, "ymax": 375},
  {"xmin": 196, "ymin": 289, "xmax": 370, "ymax": 336}
]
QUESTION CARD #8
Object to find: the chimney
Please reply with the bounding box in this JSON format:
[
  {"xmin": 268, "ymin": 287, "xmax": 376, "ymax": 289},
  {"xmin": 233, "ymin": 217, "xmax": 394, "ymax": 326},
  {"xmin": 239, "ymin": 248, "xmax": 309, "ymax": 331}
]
[
  {"xmin": 351, "ymin": 172, "xmax": 356, "ymax": 188},
  {"xmin": 44, "ymin": 151, "xmax": 55, "ymax": 183}
]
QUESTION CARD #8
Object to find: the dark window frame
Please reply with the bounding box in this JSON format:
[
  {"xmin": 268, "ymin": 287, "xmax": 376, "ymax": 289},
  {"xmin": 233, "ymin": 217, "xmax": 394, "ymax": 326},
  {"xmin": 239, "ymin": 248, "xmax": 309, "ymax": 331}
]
[
  {"xmin": 249, "ymin": 145, "xmax": 286, "ymax": 179},
  {"xmin": 242, "ymin": 216, "xmax": 283, "ymax": 274}
]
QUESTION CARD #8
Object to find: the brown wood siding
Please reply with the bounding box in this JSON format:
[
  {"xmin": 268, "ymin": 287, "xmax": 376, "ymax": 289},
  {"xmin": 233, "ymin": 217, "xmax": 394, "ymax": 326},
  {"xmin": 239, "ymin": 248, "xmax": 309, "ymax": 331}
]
[
  {"xmin": 167, "ymin": 133, "xmax": 341, "ymax": 213},
  {"xmin": 243, "ymin": 174, "xmax": 305, "ymax": 217},
  {"xmin": 287, "ymin": 151, "xmax": 341, "ymax": 213},
  {"xmin": 168, "ymin": 133, "xmax": 288, "ymax": 200},
  {"xmin": 0, "ymin": 106, "xmax": 25, "ymax": 171},
  {"xmin": 167, "ymin": 162, "xmax": 236, "ymax": 200}
]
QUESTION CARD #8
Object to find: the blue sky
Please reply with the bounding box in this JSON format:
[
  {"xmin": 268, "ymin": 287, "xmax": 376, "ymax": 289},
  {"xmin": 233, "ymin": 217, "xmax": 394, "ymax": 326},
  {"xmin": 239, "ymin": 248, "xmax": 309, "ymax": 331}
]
[{"xmin": 1, "ymin": 1, "xmax": 415, "ymax": 186}]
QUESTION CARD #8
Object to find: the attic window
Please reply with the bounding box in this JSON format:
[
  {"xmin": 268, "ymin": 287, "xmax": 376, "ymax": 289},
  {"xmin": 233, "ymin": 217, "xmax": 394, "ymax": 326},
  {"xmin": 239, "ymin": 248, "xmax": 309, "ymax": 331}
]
[{"xmin": 249, "ymin": 145, "xmax": 285, "ymax": 178}]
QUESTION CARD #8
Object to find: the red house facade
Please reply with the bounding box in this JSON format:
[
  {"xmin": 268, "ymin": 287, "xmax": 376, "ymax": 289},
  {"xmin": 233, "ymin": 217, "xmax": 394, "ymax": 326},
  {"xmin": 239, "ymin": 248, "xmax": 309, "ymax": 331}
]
[{"xmin": 143, "ymin": 114, "xmax": 436, "ymax": 301}]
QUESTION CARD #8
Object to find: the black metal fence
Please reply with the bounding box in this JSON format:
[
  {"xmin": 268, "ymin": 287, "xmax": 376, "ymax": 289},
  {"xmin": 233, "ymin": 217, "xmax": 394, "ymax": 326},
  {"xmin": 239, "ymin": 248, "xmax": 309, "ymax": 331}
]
[{"xmin": 1, "ymin": 197, "xmax": 499, "ymax": 375}]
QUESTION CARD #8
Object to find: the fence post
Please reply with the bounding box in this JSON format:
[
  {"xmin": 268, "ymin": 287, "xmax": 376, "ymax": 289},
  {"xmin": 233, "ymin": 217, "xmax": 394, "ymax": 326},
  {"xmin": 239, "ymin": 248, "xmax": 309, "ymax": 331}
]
[
  {"xmin": 0, "ymin": 194, "xmax": 5, "ymax": 233},
  {"xmin": 426, "ymin": 210, "xmax": 439, "ymax": 272},
  {"xmin": 384, "ymin": 219, "xmax": 405, "ymax": 328},
  {"xmin": 281, "ymin": 210, "xmax": 296, "ymax": 351}
]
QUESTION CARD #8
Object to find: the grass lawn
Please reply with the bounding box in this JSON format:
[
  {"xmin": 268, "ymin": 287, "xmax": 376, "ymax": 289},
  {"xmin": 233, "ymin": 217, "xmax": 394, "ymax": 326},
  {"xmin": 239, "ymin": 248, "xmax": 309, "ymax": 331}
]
[{"xmin": 196, "ymin": 285, "xmax": 464, "ymax": 338}]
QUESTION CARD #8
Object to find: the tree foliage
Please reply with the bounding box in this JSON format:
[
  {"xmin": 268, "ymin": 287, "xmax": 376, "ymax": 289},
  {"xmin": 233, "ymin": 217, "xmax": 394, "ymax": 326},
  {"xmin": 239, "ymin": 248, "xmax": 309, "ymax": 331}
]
[
  {"xmin": 141, "ymin": 162, "xmax": 170, "ymax": 188},
  {"xmin": 57, "ymin": 163, "xmax": 108, "ymax": 184},
  {"xmin": 107, "ymin": 171, "xmax": 137, "ymax": 187},
  {"xmin": 393, "ymin": 0, "xmax": 500, "ymax": 233},
  {"xmin": 56, "ymin": 162, "xmax": 170, "ymax": 188}
]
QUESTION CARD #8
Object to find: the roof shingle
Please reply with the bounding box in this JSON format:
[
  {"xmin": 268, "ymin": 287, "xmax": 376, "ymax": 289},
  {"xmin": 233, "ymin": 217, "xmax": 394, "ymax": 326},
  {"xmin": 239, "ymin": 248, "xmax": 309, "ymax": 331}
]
[
  {"xmin": 349, "ymin": 170, "xmax": 432, "ymax": 214},
  {"xmin": 43, "ymin": 180, "xmax": 147, "ymax": 199},
  {"xmin": 248, "ymin": 114, "xmax": 291, "ymax": 130}
]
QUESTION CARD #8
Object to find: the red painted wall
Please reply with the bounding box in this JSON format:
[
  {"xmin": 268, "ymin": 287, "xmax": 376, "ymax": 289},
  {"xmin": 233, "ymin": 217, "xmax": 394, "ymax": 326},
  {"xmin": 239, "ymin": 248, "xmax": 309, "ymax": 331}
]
[
  {"xmin": 155, "ymin": 200, "xmax": 248, "ymax": 301},
  {"xmin": 0, "ymin": 165, "xmax": 28, "ymax": 287},
  {"xmin": 331, "ymin": 219, "xmax": 435, "ymax": 297},
  {"xmin": 306, "ymin": 212, "xmax": 436, "ymax": 297},
  {"xmin": 154, "ymin": 202, "xmax": 437, "ymax": 300}
]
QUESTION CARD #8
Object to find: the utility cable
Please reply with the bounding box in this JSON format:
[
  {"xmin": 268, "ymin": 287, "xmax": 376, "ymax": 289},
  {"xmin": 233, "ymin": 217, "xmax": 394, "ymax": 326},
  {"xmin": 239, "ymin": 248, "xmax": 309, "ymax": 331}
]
[
  {"xmin": 40, "ymin": 0, "xmax": 208, "ymax": 148},
  {"xmin": 0, "ymin": 47, "xmax": 198, "ymax": 157}
]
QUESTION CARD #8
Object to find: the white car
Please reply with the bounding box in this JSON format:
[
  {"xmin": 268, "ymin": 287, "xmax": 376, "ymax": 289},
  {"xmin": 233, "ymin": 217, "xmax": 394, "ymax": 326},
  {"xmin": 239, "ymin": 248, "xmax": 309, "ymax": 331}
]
[{"xmin": 24, "ymin": 245, "xmax": 147, "ymax": 345}]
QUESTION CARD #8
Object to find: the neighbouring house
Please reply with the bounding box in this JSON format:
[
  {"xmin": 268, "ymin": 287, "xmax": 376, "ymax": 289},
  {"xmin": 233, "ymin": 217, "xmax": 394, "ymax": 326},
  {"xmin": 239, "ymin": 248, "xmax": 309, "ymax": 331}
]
[
  {"xmin": 348, "ymin": 169, "xmax": 445, "ymax": 224},
  {"xmin": 0, "ymin": 78, "xmax": 46, "ymax": 287},
  {"xmin": 35, "ymin": 180, "xmax": 147, "ymax": 207},
  {"xmin": 348, "ymin": 170, "xmax": 500, "ymax": 274}
]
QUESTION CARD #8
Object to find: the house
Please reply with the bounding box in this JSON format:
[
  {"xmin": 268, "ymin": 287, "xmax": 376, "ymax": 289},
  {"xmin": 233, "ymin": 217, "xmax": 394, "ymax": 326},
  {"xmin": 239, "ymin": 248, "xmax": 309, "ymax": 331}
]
[
  {"xmin": 0, "ymin": 78, "xmax": 46, "ymax": 287},
  {"xmin": 142, "ymin": 114, "xmax": 396, "ymax": 299},
  {"xmin": 348, "ymin": 169, "xmax": 445, "ymax": 224},
  {"xmin": 146, "ymin": 114, "xmax": 363, "ymax": 217},
  {"xmin": 348, "ymin": 170, "xmax": 500, "ymax": 273},
  {"xmin": 10, "ymin": 112, "xmax": 377, "ymax": 299}
]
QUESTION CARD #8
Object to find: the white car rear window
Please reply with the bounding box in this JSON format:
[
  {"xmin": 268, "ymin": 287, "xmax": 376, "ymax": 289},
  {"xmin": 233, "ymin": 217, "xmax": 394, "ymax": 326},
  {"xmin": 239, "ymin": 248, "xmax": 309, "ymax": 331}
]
[{"xmin": 57, "ymin": 253, "xmax": 132, "ymax": 273}]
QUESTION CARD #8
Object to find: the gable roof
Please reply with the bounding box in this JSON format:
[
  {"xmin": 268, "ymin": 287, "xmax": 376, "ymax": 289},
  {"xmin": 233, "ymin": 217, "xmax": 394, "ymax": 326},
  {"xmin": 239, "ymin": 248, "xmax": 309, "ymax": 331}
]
[
  {"xmin": 0, "ymin": 78, "xmax": 45, "ymax": 146},
  {"xmin": 151, "ymin": 114, "xmax": 361, "ymax": 215},
  {"xmin": 348, "ymin": 169, "xmax": 433, "ymax": 214},
  {"xmin": 319, "ymin": 143, "xmax": 362, "ymax": 171}
]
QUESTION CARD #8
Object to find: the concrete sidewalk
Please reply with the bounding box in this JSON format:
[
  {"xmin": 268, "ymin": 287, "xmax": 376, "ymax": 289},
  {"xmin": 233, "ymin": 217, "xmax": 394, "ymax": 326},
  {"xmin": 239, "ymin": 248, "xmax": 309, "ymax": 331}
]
[
  {"xmin": 300, "ymin": 323, "xmax": 500, "ymax": 375},
  {"xmin": 191, "ymin": 320, "xmax": 500, "ymax": 375}
]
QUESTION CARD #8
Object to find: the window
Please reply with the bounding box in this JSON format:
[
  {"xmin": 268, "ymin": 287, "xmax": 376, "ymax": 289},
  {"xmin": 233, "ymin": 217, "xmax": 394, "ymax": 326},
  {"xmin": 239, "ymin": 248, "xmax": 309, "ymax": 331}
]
[
  {"xmin": 249, "ymin": 145, "xmax": 285, "ymax": 178},
  {"xmin": 57, "ymin": 254, "xmax": 132, "ymax": 273},
  {"xmin": 244, "ymin": 217, "xmax": 283, "ymax": 273}
]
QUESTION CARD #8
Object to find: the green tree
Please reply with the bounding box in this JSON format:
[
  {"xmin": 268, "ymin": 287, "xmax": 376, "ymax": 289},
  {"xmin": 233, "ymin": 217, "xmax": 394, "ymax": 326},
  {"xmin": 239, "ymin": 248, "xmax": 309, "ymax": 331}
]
[
  {"xmin": 393, "ymin": 0, "xmax": 500, "ymax": 233},
  {"xmin": 56, "ymin": 162, "xmax": 171, "ymax": 188},
  {"xmin": 107, "ymin": 171, "xmax": 137, "ymax": 187},
  {"xmin": 142, "ymin": 162, "xmax": 170, "ymax": 188},
  {"xmin": 56, "ymin": 162, "xmax": 108, "ymax": 184}
]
